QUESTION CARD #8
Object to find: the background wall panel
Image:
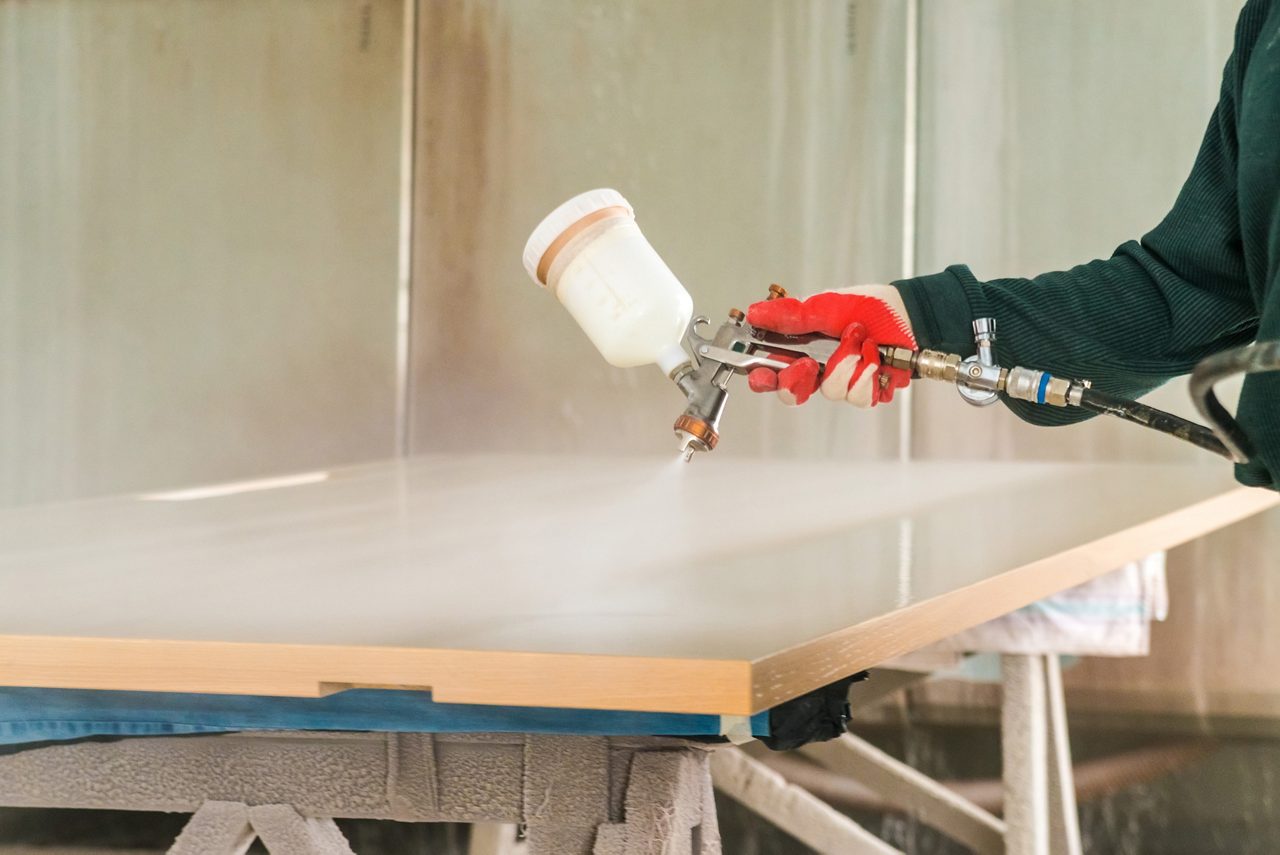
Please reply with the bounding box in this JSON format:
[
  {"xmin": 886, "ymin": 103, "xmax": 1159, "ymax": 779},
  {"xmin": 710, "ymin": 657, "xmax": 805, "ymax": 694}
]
[
  {"xmin": 1064, "ymin": 508, "xmax": 1280, "ymax": 729},
  {"xmin": 914, "ymin": 0, "xmax": 1238, "ymax": 465},
  {"xmin": 0, "ymin": 0, "xmax": 405, "ymax": 506},
  {"xmin": 410, "ymin": 0, "xmax": 911, "ymax": 461}
]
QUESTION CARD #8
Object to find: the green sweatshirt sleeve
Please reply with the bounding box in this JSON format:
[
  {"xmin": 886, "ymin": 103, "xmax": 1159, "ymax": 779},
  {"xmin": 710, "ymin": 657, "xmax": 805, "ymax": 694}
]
[{"xmin": 892, "ymin": 9, "xmax": 1261, "ymax": 429}]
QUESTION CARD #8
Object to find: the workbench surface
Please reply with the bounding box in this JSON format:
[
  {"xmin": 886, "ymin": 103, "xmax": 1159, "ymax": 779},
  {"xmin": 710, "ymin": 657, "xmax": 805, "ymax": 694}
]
[{"xmin": 0, "ymin": 455, "xmax": 1272, "ymax": 715}]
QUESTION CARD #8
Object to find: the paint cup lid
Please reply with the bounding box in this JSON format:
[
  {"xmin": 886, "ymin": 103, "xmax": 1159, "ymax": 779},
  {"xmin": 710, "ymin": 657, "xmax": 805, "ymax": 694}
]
[{"xmin": 522, "ymin": 188, "xmax": 635, "ymax": 287}]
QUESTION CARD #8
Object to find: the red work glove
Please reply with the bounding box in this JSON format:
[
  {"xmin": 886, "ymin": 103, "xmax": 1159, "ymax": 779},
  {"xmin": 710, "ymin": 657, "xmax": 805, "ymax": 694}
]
[{"xmin": 746, "ymin": 285, "xmax": 917, "ymax": 408}]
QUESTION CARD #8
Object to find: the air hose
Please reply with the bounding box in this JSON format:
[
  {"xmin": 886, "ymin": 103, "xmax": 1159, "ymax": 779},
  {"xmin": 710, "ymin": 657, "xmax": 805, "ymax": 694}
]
[
  {"xmin": 884, "ymin": 328, "xmax": 1280, "ymax": 465},
  {"xmin": 1075, "ymin": 387, "xmax": 1235, "ymax": 461},
  {"xmin": 1188, "ymin": 340, "xmax": 1280, "ymax": 464},
  {"xmin": 1057, "ymin": 340, "xmax": 1280, "ymax": 465}
]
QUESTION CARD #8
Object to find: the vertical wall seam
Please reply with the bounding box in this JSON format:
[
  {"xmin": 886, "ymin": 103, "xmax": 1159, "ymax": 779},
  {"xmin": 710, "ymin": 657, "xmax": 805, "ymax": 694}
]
[
  {"xmin": 898, "ymin": 0, "xmax": 921, "ymax": 463},
  {"xmin": 393, "ymin": 0, "xmax": 419, "ymax": 458},
  {"xmin": 896, "ymin": 0, "xmax": 922, "ymax": 591}
]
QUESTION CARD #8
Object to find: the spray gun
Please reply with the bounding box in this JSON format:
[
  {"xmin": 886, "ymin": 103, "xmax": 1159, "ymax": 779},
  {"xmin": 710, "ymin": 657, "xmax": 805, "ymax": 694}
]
[
  {"xmin": 525, "ymin": 190, "xmax": 1272, "ymax": 467},
  {"xmin": 668, "ymin": 283, "xmax": 1265, "ymax": 465}
]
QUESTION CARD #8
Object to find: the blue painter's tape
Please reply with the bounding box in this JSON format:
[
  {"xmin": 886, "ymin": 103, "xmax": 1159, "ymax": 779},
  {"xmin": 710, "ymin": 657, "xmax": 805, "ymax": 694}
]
[{"xmin": 0, "ymin": 687, "xmax": 770, "ymax": 747}]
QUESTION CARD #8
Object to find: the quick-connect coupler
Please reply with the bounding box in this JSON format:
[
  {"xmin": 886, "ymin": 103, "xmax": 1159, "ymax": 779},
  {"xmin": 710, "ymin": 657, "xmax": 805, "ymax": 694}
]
[
  {"xmin": 880, "ymin": 346, "xmax": 961, "ymax": 382},
  {"xmin": 885, "ymin": 317, "xmax": 1239, "ymax": 462},
  {"xmin": 881, "ymin": 320, "xmax": 1006, "ymax": 407},
  {"xmin": 1004, "ymin": 367, "xmax": 1083, "ymax": 407},
  {"xmin": 879, "ymin": 319, "xmax": 1083, "ymax": 409},
  {"xmin": 880, "ymin": 344, "xmax": 1009, "ymax": 405}
]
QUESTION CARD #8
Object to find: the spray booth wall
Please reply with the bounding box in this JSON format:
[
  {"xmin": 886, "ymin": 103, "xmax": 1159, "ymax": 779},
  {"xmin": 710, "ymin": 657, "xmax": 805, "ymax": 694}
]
[
  {"xmin": 4, "ymin": 0, "xmax": 1244, "ymax": 478},
  {"xmin": 0, "ymin": 0, "xmax": 405, "ymax": 506},
  {"xmin": 914, "ymin": 0, "xmax": 1239, "ymax": 465},
  {"xmin": 408, "ymin": 0, "xmax": 911, "ymax": 462},
  {"xmin": 2, "ymin": 0, "xmax": 912, "ymax": 506}
]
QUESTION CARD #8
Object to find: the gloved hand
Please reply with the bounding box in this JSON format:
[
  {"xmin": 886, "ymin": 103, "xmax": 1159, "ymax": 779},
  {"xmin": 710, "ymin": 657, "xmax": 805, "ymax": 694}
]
[{"xmin": 746, "ymin": 285, "xmax": 917, "ymax": 407}]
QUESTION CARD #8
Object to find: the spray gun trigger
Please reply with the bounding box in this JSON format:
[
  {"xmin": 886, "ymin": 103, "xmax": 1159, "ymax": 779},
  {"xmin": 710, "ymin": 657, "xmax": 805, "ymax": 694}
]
[
  {"xmin": 752, "ymin": 336, "xmax": 840, "ymax": 366},
  {"xmin": 695, "ymin": 345, "xmax": 792, "ymax": 371}
]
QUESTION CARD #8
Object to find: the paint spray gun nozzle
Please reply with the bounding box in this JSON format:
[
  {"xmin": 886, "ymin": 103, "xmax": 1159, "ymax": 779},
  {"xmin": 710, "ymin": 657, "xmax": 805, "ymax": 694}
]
[{"xmin": 670, "ymin": 368, "xmax": 727, "ymax": 463}]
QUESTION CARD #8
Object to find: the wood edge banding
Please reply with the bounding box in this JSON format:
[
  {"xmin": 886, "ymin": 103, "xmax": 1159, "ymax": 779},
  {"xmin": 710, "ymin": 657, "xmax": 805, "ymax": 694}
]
[
  {"xmin": 748, "ymin": 486, "xmax": 1279, "ymax": 713},
  {"xmin": 0, "ymin": 634, "xmax": 756, "ymax": 716}
]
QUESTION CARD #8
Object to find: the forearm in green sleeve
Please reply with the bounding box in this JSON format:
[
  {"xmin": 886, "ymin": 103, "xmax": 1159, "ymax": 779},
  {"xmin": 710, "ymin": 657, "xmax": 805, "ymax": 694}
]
[{"xmin": 892, "ymin": 242, "xmax": 1258, "ymax": 427}]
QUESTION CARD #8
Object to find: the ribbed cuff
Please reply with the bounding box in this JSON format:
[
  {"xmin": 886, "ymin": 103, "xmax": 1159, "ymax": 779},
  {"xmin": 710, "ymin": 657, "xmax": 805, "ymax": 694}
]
[
  {"xmin": 891, "ymin": 265, "xmax": 990, "ymax": 357},
  {"xmin": 1235, "ymin": 460, "xmax": 1275, "ymax": 489}
]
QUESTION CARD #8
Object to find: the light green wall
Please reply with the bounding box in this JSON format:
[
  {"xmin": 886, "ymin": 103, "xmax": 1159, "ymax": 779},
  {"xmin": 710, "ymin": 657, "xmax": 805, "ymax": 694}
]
[
  {"xmin": 914, "ymin": 0, "xmax": 1241, "ymax": 463},
  {"xmin": 0, "ymin": 0, "xmax": 405, "ymax": 505}
]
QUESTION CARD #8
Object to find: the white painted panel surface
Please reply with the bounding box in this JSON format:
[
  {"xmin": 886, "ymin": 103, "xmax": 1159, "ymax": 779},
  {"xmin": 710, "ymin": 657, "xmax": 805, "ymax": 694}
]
[{"xmin": 0, "ymin": 455, "xmax": 1251, "ymax": 658}]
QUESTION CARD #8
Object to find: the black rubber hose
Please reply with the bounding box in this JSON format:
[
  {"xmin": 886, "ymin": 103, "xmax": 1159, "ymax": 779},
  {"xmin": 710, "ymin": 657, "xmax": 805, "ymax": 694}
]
[
  {"xmin": 1076, "ymin": 388, "xmax": 1235, "ymax": 461},
  {"xmin": 1188, "ymin": 340, "xmax": 1280, "ymax": 465}
]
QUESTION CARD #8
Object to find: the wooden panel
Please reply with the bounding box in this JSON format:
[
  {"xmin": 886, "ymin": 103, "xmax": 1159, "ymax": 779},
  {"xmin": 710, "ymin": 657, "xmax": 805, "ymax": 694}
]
[
  {"xmin": 0, "ymin": 0, "xmax": 404, "ymax": 507},
  {"xmin": 750, "ymin": 482, "xmax": 1274, "ymax": 710},
  {"xmin": 0, "ymin": 456, "xmax": 1269, "ymax": 714},
  {"xmin": 409, "ymin": 0, "xmax": 910, "ymax": 460}
]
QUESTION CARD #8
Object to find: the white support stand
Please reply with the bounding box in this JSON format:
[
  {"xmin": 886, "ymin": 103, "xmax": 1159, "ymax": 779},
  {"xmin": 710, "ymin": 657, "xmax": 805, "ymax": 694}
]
[
  {"xmin": 168, "ymin": 801, "xmax": 356, "ymax": 855},
  {"xmin": 247, "ymin": 805, "xmax": 359, "ymax": 855},
  {"xmin": 1002, "ymin": 654, "xmax": 1050, "ymax": 855},
  {"xmin": 0, "ymin": 733, "xmax": 720, "ymax": 855},
  {"xmin": 713, "ymin": 656, "xmax": 1082, "ymax": 855},
  {"xmin": 1001, "ymin": 654, "xmax": 1082, "ymax": 855},
  {"xmin": 801, "ymin": 735, "xmax": 1006, "ymax": 855},
  {"xmin": 1044, "ymin": 656, "xmax": 1083, "ymax": 855},
  {"xmin": 710, "ymin": 746, "xmax": 905, "ymax": 854},
  {"xmin": 168, "ymin": 802, "xmax": 257, "ymax": 855}
]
